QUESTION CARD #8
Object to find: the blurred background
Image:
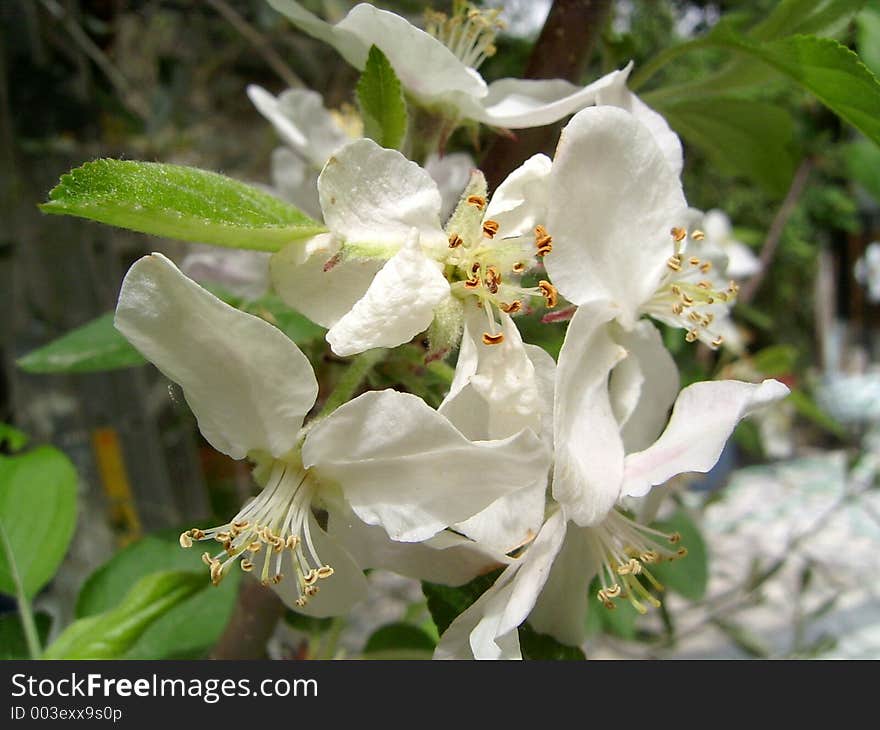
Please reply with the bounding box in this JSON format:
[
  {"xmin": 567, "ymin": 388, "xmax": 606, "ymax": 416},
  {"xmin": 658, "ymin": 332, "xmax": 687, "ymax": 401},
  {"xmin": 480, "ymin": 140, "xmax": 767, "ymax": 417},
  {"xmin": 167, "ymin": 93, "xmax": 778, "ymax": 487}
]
[{"xmin": 2, "ymin": 0, "xmax": 880, "ymax": 659}]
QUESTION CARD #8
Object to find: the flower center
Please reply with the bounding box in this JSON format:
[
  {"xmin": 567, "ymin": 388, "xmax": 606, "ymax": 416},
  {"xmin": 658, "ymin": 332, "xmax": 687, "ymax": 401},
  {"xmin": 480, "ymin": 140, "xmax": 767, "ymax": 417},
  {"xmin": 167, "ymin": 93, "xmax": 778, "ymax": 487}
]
[
  {"xmin": 588, "ymin": 509, "xmax": 687, "ymax": 615},
  {"xmin": 424, "ymin": 1, "xmax": 505, "ymax": 69},
  {"xmin": 179, "ymin": 458, "xmax": 333, "ymax": 608},
  {"xmin": 642, "ymin": 227, "xmax": 738, "ymax": 348},
  {"xmin": 445, "ymin": 202, "xmax": 556, "ymax": 344}
]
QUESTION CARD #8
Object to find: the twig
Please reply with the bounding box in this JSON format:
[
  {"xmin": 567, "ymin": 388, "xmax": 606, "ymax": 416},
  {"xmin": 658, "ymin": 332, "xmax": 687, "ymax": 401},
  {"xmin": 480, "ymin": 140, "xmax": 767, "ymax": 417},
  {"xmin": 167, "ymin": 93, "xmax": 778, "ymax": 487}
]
[
  {"xmin": 205, "ymin": 0, "xmax": 304, "ymax": 90},
  {"xmin": 480, "ymin": 0, "xmax": 613, "ymax": 189},
  {"xmin": 38, "ymin": 0, "xmax": 150, "ymax": 121},
  {"xmin": 210, "ymin": 578, "xmax": 285, "ymax": 659},
  {"xmin": 738, "ymin": 158, "xmax": 813, "ymax": 304}
]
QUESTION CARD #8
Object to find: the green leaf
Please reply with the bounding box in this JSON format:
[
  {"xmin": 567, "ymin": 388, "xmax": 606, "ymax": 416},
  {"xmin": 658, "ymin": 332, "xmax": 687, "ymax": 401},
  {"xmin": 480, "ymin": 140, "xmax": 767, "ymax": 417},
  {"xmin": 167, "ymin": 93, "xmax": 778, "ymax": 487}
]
[
  {"xmin": 17, "ymin": 312, "xmax": 146, "ymax": 374},
  {"xmin": 750, "ymin": 0, "xmax": 866, "ymax": 41},
  {"xmin": 843, "ymin": 138, "xmax": 880, "ymax": 201},
  {"xmin": 788, "ymin": 388, "xmax": 847, "ymax": 437},
  {"xmin": 76, "ymin": 533, "xmax": 240, "ymax": 659},
  {"xmin": 650, "ymin": 510, "xmax": 709, "ymax": 602},
  {"xmin": 705, "ymin": 27, "xmax": 880, "ymax": 147},
  {"xmin": 660, "ymin": 98, "xmax": 796, "ymax": 196},
  {"xmin": 363, "ymin": 622, "xmax": 437, "ymax": 659},
  {"xmin": 244, "ymin": 294, "xmax": 326, "ymax": 345},
  {"xmin": 357, "ymin": 45, "xmax": 408, "ymax": 150},
  {"xmin": 518, "ymin": 623, "xmax": 585, "ymax": 660},
  {"xmin": 40, "ymin": 159, "xmax": 326, "ymax": 252},
  {"xmin": 0, "ymin": 424, "xmax": 29, "ymax": 453},
  {"xmin": 45, "ymin": 570, "xmax": 205, "ymax": 659},
  {"xmin": 0, "ymin": 612, "xmax": 52, "ymax": 660},
  {"xmin": 422, "ymin": 569, "xmax": 502, "ymax": 636},
  {"xmin": 752, "ymin": 345, "xmax": 799, "ymax": 377},
  {"xmin": 0, "ymin": 446, "xmax": 78, "ymax": 599},
  {"xmin": 856, "ymin": 5, "xmax": 880, "ymax": 76}
]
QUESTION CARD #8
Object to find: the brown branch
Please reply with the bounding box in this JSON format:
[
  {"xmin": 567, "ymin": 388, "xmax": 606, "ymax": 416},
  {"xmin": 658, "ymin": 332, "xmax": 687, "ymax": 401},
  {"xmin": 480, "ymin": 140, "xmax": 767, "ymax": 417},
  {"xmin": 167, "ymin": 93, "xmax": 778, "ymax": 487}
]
[
  {"xmin": 205, "ymin": 0, "xmax": 304, "ymax": 90},
  {"xmin": 210, "ymin": 578, "xmax": 285, "ymax": 659},
  {"xmin": 480, "ymin": 0, "xmax": 613, "ymax": 189},
  {"xmin": 738, "ymin": 158, "xmax": 814, "ymax": 305}
]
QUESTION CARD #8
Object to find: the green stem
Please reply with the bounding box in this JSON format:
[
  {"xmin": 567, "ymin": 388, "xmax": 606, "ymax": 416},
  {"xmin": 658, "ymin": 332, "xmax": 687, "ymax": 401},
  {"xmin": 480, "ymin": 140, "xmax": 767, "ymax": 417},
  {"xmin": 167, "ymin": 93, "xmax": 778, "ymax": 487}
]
[
  {"xmin": 0, "ymin": 522, "xmax": 41, "ymax": 658},
  {"xmin": 317, "ymin": 349, "xmax": 387, "ymax": 418},
  {"xmin": 315, "ymin": 616, "xmax": 346, "ymax": 660},
  {"xmin": 628, "ymin": 38, "xmax": 709, "ymax": 91}
]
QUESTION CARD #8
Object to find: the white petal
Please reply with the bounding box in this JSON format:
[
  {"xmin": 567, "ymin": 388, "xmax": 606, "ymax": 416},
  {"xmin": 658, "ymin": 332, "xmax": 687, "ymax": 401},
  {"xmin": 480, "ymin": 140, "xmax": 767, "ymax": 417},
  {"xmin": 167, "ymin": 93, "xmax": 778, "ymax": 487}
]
[
  {"xmin": 179, "ymin": 248, "xmax": 270, "ymax": 301},
  {"xmin": 610, "ymin": 320, "xmax": 680, "ymax": 453},
  {"xmin": 724, "ymin": 241, "xmax": 762, "ymax": 280},
  {"xmin": 325, "ymin": 231, "xmax": 450, "ymax": 356},
  {"xmin": 435, "ymin": 509, "xmax": 568, "ymax": 660},
  {"xmin": 622, "ymin": 379, "xmax": 791, "ymax": 497},
  {"xmin": 273, "ymin": 512, "xmax": 368, "ymax": 617},
  {"xmin": 303, "ymin": 390, "xmax": 551, "ymax": 543},
  {"xmin": 319, "ymin": 139, "xmax": 447, "ymax": 254},
  {"xmin": 528, "ymin": 522, "xmax": 599, "ymax": 647},
  {"xmin": 336, "ymin": 3, "xmax": 486, "ymax": 102},
  {"xmin": 553, "ymin": 305, "xmax": 627, "ymax": 527},
  {"xmin": 425, "ymin": 152, "xmax": 475, "ymax": 223},
  {"xmin": 484, "ymin": 153, "xmax": 552, "ymax": 239},
  {"xmin": 453, "ymin": 480, "xmax": 547, "ymax": 555},
  {"xmin": 248, "ymin": 86, "xmax": 348, "ymax": 167},
  {"xmin": 270, "ymin": 147, "xmax": 321, "ymax": 220},
  {"xmin": 545, "ymin": 106, "xmax": 688, "ymax": 322},
  {"xmin": 114, "ymin": 254, "xmax": 317, "ymax": 459},
  {"xmin": 270, "ymin": 233, "xmax": 382, "ymax": 329},
  {"xmin": 441, "ymin": 311, "xmax": 543, "ymax": 439},
  {"xmin": 268, "ymin": 1, "xmax": 485, "ymax": 103},
  {"xmin": 595, "ymin": 71, "xmax": 684, "ymax": 176},
  {"xmin": 465, "ymin": 67, "xmax": 628, "ymax": 129},
  {"xmin": 327, "ymin": 501, "xmax": 508, "ymax": 586},
  {"xmin": 266, "ymin": 0, "xmax": 365, "ymax": 66}
]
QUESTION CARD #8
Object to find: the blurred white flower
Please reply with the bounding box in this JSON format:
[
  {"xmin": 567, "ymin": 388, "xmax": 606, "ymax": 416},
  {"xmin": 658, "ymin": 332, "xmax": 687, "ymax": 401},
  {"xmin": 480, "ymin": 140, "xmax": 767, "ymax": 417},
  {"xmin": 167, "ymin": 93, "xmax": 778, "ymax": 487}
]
[{"xmin": 855, "ymin": 241, "xmax": 880, "ymax": 303}]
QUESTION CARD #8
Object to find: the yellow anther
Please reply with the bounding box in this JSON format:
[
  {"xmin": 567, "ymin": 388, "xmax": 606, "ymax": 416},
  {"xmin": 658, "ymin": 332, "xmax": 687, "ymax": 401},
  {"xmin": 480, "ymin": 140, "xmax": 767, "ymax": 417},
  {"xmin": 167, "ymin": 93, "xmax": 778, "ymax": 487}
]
[
  {"xmin": 538, "ymin": 280, "xmax": 558, "ymax": 308},
  {"xmin": 500, "ymin": 300, "xmax": 522, "ymax": 314},
  {"xmin": 482, "ymin": 332, "xmax": 505, "ymax": 345},
  {"xmin": 179, "ymin": 531, "xmax": 193, "ymax": 549},
  {"xmin": 512, "ymin": 262, "xmax": 526, "ymax": 273},
  {"xmin": 240, "ymin": 559, "xmax": 254, "ymax": 573},
  {"xmin": 467, "ymin": 194, "xmax": 486, "ymax": 210},
  {"xmin": 685, "ymin": 329, "xmax": 698, "ymax": 343},
  {"xmin": 671, "ymin": 227, "xmax": 687, "ymax": 242},
  {"xmin": 692, "ymin": 229, "xmax": 706, "ymax": 241},
  {"xmin": 667, "ymin": 255, "xmax": 682, "ymax": 272},
  {"xmin": 448, "ymin": 233, "xmax": 463, "ymax": 248},
  {"xmin": 482, "ymin": 219, "xmax": 500, "ymax": 238}
]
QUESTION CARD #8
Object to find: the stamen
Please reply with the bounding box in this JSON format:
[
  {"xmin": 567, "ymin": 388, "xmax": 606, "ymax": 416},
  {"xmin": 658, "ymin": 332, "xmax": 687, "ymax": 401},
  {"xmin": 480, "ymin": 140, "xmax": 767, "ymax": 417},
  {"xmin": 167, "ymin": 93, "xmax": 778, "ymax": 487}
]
[
  {"xmin": 182, "ymin": 461, "xmax": 332, "ymax": 608},
  {"xmin": 691, "ymin": 229, "xmax": 706, "ymax": 241},
  {"xmin": 671, "ymin": 227, "xmax": 687, "ymax": 242},
  {"xmin": 448, "ymin": 233, "xmax": 463, "ymax": 248},
  {"xmin": 482, "ymin": 332, "xmax": 505, "ymax": 345},
  {"xmin": 467, "ymin": 194, "xmax": 486, "ymax": 210},
  {"xmin": 482, "ymin": 220, "xmax": 500, "ymax": 238},
  {"xmin": 535, "ymin": 225, "xmax": 553, "ymax": 256},
  {"xmin": 538, "ymin": 280, "xmax": 558, "ymax": 308}
]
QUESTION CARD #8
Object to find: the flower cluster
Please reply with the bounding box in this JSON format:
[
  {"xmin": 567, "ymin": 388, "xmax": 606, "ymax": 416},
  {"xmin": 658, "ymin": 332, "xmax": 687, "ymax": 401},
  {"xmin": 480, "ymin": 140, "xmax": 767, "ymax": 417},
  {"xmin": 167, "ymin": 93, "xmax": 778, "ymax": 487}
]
[{"xmin": 112, "ymin": 1, "xmax": 786, "ymax": 658}]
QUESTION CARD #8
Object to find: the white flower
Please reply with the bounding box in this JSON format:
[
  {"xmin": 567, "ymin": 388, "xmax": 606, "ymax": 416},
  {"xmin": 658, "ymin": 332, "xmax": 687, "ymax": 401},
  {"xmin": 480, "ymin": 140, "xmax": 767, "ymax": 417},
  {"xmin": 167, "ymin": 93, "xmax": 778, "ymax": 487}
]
[
  {"xmin": 271, "ymin": 138, "xmax": 555, "ymax": 358},
  {"xmin": 266, "ymin": 0, "xmax": 632, "ymax": 130},
  {"xmin": 544, "ymin": 105, "xmax": 739, "ymax": 351},
  {"xmin": 179, "ymin": 247, "xmax": 271, "ymax": 301},
  {"xmin": 695, "ymin": 208, "xmax": 761, "ymax": 280},
  {"xmin": 435, "ymin": 304, "xmax": 790, "ymax": 658},
  {"xmin": 114, "ymin": 253, "xmax": 551, "ymax": 616},
  {"xmin": 248, "ymin": 85, "xmax": 474, "ymax": 220},
  {"xmin": 855, "ymin": 241, "xmax": 880, "ymax": 303}
]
